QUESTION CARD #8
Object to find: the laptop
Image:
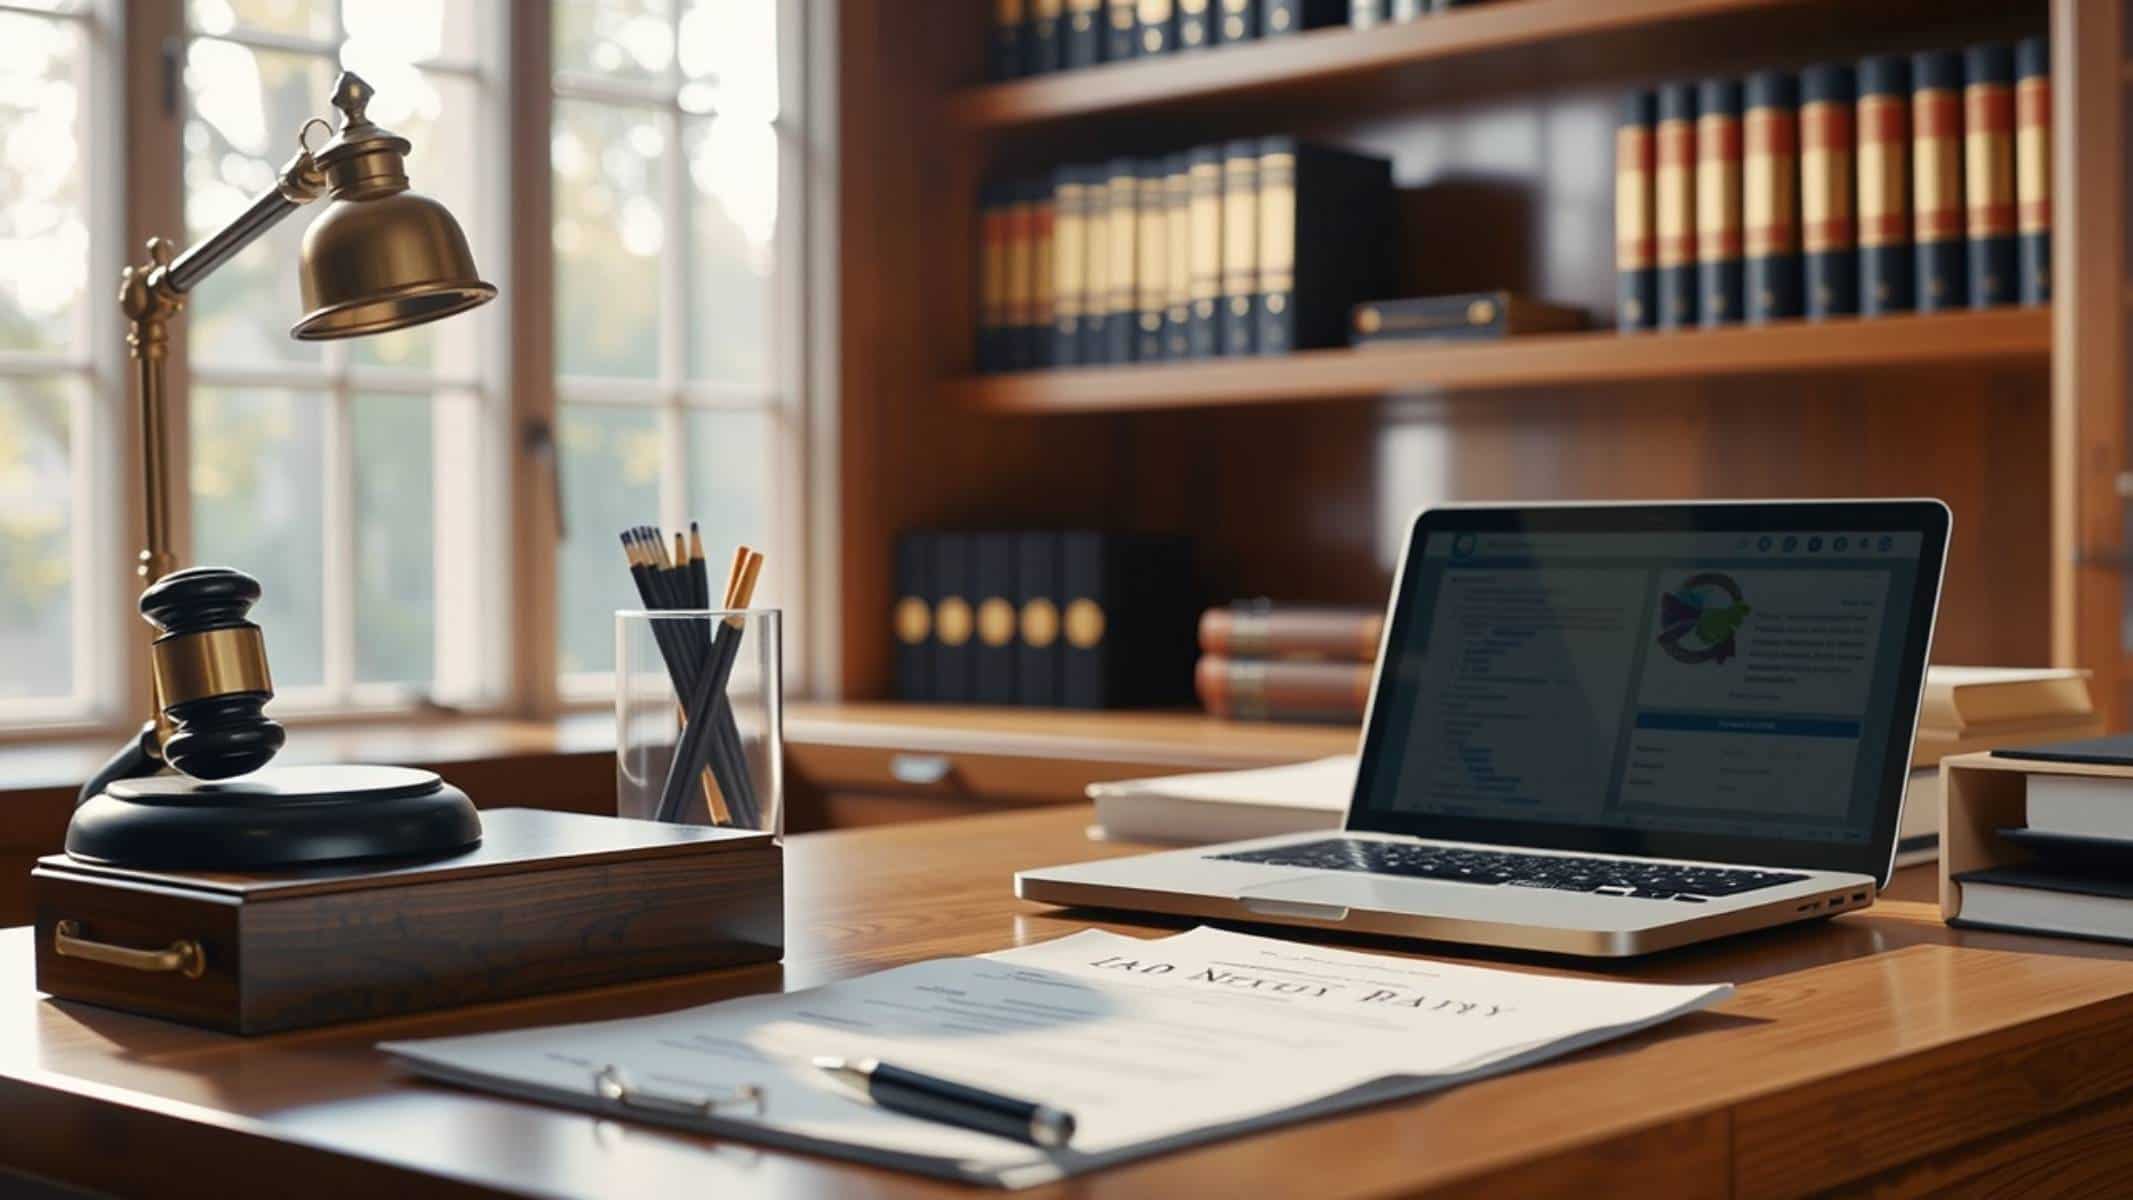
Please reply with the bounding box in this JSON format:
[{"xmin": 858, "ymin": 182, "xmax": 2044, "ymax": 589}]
[{"xmin": 1017, "ymin": 500, "xmax": 1951, "ymax": 956}]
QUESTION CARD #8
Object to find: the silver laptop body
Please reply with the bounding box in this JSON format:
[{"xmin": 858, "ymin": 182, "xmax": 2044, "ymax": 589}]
[{"xmin": 1018, "ymin": 500, "xmax": 1952, "ymax": 957}]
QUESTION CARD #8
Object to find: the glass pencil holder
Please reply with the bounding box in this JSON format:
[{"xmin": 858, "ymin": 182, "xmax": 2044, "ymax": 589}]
[{"xmin": 616, "ymin": 608, "xmax": 783, "ymax": 837}]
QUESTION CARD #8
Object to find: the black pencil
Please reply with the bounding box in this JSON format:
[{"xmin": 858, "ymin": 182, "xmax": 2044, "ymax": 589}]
[
  {"xmin": 623, "ymin": 530, "xmax": 732, "ymax": 824},
  {"xmin": 657, "ymin": 549, "xmax": 764, "ymax": 826}
]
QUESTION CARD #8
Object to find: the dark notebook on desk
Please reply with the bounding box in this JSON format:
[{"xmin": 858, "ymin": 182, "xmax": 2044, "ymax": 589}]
[{"xmin": 1992, "ymin": 733, "xmax": 2133, "ymax": 766}]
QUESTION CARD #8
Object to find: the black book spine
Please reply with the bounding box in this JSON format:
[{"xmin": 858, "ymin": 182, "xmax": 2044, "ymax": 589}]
[
  {"xmin": 1029, "ymin": 179, "xmax": 1055, "ymax": 368},
  {"xmin": 1743, "ymin": 70, "xmax": 1801, "ymax": 322},
  {"xmin": 1065, "ymin": 0, "xmax": 1104, "ymax": 68},
  {"xmin": 1219, "ymin": 139, "xmax": 1259, "ymax": 355},
  {"xmin": 1082, "ymin": 161, "xmax": 1112, "ymax": 363},
  {"xmin": 1164, "ymin": 153, "xmax": 1193, "ymax": 359},
  {"xmin": 1858, "ymin": 53, "xmax": 1913, "ymax": 315},
  {"xmin": 1615, "ymin": 90, "xmax": 1657, "ymax": 331},
  {"xmin": 2016, "ymin": 35, "xmax": 2050, "ymax": 305},
  {"xmin": 931, "ymin": 534, "xmax": 976, "ymax": 703},
  {"xmin": 977, "ymin": 181, "xmax": 1007, "ymax": 373},
  {"xmin": 973, "ymin": 533, "xmax": 1019, "ymax": 705},
  {"xmin": 1177, "ymin": 0, "xmax": 1212, "ymax": 48},
  {"xmin": 1103, "ymin": 157, "xmax": 1140, "ymax": 363},
  {"xmin": 1050, "ymin": 167, "xmax": 1087, "ymax": 367},
  {"xmin": 1135, "ymin": 159, "xmax": 1169, "ymax": 361},
  {"xmin": 1912, "ymin": 49, "xmax": 1966, "ymax": 310},
  {"xmin": 892, "ymin": 533, "xmax": 935, "ymax": 701},
  {"xmin": 1106, "ymin": 0, "xmax": 1138, "ymax": 60},
  {"xmin": 1015, "ymin": 533, "xmax": 1063, "ymax": 706},
  {"xmin": 1187, "ymin": 146, "xmax": 1223, "ymax": 357},
  {"xmin": 1264, "ymin": 0, "xmax": 1342, "ymax": 34},
  {"xmin": 989, "ymin": 0, "xmax": 1026, "ymax": 80},
  {"xmin": 1655, "ymin": 82, "xmax": 1699, "ymax": 329},
  {"xmin": 1028, "ymin": 0, "xmax": 1064, "ymax": 71},
  {"xmin": 1138, "ymin": 0, "xmax": 1174, "ymax": 54},
  {"xmin": 1260, "ymin": 139, "xmax": 1395, "ymax": 354},
  {"xmin": 1964, "ymin": 42, "xmax": 2018, "ymax": 308},
  {"xmin": 1060, "ymin": 532, "xmax": 1112, "ymax": 709},
  {"xmin": 1800, "ymin": 63, "xmax": 1857, "ymax": 319},
  {"xmin": 1003, "ymin": 181, "xmax": 1034, "ymax": 370},
  {"xmin": 1215, "ymin": 0, "xmax": 1258, "ymax": 42},
  {"xmin": 1696, "ymin": 77, "xmax": 1743, "ymax": 326}
]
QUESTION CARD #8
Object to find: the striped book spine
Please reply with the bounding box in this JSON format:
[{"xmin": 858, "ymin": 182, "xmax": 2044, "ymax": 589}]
[
  {"xmin": 2016, "ymin": 35, "xmax": 2051, "ymax": 305},
  {"xmin": 1858, "ymin": 54, "xmax": 1913, "ymax": 315},
  {"xmin": 1656, "ymin": 83, "xmax": 1700, "ymax": 329},
  {"xmin": 1911, "ymin": 49, "xmax": 1967, "ymax": 311},
  {"xmin": 1744, "ymin": 70, "xmax": 1800, "ymax": 322},
  {"xmin": 1963, "ymin": 42, "xmax": 2017, "ymax": 307},
  {"xmin": 1003, "ymin": 181, "xmax": 1034, "ymax": 369},
  {"xmin": 1615, "ymin": 90, "xmax": 1657, "ymax": 331},
  {"xmin": 1050, "ymin": 167, "xmax": 1088, "ymax": 367},
  {"xmin": 1030, "ymin": 180, "xmax": 1055, "ymax": 368},
  {"xmin": 1800, "ymin": 63, "xmax": 1857, "ymax": 319},
  {"xmin": 1696, "ymin": 78, "xmax": 1744, "ymax": 326}
]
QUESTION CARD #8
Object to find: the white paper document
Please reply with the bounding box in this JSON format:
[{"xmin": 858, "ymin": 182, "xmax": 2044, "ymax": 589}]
[{"xmin": 384, "ymin": 927, "xmax": 1730, "ymax": 1188}]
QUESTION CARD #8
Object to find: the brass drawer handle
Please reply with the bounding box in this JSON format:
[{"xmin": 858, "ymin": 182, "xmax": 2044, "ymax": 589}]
[{"xmin": 54, "ymin": 920, "xmax": 206, "ymax": 980}]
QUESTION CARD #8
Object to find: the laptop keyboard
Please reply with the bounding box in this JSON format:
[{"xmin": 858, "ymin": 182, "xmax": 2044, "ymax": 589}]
[{"xmin": 1210, "ymin": 839, "xmax": 1810, "ymax": 902}]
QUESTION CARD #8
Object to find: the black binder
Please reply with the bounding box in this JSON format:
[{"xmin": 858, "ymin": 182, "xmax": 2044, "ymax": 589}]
[
  {"xmin": 932, "ymin": 534, "xmax": 976, "ymax": 704},
  {"xmin": 1065, "ymin": 0, "xmax": 1104, "ymax": 68},
  {"xmin": 1106, "ymin": 0, "xmax": 1138, "ymax": 60},
  {"xmin": 1028, "ymin": 0, "xmax": 1065, "ymax": 72},
  {"xmin": 973, "ymin": 533, "xmax": 1018, "ymax": 705},
  {"xmin": 892, "ymin": 533, "xmax": 934, "ymax": 702},
  {"xmin": 1263, "ymin": 0, "xmax": 1342, "ymax": 35},
  {"xmin": 1215, "ymin": 0, "xmax": 1258, "ymax": 42},
  {"xmin": 1015, "ymin": 532, "xmax": 1064, "ymax": 707},
  {"xmin": 1219, "ymin": 139, "xmax": 1259, "ymax": 355},
  {"xmin": 1256, "ymin": 137, "xmax": 1395, "ymax": 355},
  {"xmin": 989, "ymin": 0, "xmax": 1026, "ymax": 80}
]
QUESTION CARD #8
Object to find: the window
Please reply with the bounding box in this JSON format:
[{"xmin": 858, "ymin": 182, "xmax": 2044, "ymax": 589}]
[
  {"xmin": 0, "ymin": 0, "xmax": 119, "ymax": 729},
  {"xmin": 550, "ymin": 0, "xmax": 803, "ymax": 690},
  {"xmin": 181, "ymin": 0, "xmax": 506, "ymax": 711},
  {"xmin": 0, "ymin": 0, "xmax": 813, "ymax": 738}
]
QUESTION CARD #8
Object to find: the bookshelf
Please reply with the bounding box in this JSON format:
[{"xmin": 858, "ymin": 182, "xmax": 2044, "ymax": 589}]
[
  {"xmin": 955, "ymin": 309, "xmax": 2052, "ymax": 414},
  {"xmin": 833, "ymin": 0, "xmax": 2133, "ymax": 733}
]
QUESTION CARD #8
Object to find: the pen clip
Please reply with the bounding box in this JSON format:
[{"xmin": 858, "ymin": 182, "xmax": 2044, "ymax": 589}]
[{"xmin": 594, "ymin": 1065, "xmax": 765, "ymax": 1119}]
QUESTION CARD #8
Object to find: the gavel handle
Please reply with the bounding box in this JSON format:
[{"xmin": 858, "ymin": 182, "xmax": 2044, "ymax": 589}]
[{"xmin": 77, "ymin": 721, "xmax": 162, "ymax": 807}]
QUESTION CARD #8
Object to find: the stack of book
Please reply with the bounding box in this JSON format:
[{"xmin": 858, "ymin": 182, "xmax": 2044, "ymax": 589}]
[
  {"xmin": 976, "ymin": 140, "xmax": 1396, "ymax": 373},
  {"xmin": 1899, "ymin": 666, "xmax": 2099, "ymax": 866},
  {"xmin": 987, "ymin": 0, "xmax": 1342, "ymax": 81},
  {"xmin": 1615, "ymin": 38, "xmax": 2049, "ymax": 331},
  {"xmin": 1950, "ymin": 740, "xmax": 2133, "ymax": 943},
  {"xmin": 892, "ymin": 530, "xmax": 1197, "ymax": 708},
  {"xmin": 1195, "ymin": 601, "xmax": 1381, "ymax": 723}
]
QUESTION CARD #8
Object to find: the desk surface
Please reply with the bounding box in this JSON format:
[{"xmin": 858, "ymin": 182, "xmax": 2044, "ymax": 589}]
[{"xmin": 6, "ymin": 808, "xmax": 2133, "ymax": 1199}]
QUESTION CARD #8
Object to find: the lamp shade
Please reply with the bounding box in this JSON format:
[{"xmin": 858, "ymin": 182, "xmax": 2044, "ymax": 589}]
[{"xmin": 291, "ymin": 73, "xmax": 495, "ymax": 340}]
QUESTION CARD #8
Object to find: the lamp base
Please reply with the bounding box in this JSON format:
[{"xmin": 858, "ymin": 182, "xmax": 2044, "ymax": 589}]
[{"xmin": 66, "ymin": 764, "xmax": 482, "ymax": 870}]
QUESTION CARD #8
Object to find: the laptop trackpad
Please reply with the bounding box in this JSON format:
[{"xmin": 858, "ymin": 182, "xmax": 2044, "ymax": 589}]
[{"xmin": 1240, "ymin": 874, "xmax": 1471, "ymax": 917}]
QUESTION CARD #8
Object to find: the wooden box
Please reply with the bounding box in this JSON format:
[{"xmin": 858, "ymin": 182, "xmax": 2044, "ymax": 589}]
[
  {"xmin": 1938, "ymin": 752, "xmax": 2133, "ymax": 922},
  {"xmin": 30, "ymin": 808, "xmax": 782, "ymax": 1034}
]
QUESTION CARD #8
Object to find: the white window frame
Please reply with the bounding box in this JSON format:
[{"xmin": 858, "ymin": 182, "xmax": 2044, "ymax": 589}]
[
  {"xmin": 551, "ymin": 0, "xmax": 811, "ymax": 703},
  {"xmin": 0, "ymin": 0, "xmax": 127, "ymax": 735}
]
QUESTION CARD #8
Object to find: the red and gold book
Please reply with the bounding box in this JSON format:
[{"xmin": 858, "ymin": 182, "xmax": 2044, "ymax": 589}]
[
  {"xmin": 1695, "ymin": 78, "xmax": 1744, "ymax": 326},
  {"xmin": 1962, "ymin": 42, "xmax": 2017, "ymax": 307},
  {"xmin": 1196, "ymin": 656, "xmax": 1372, "ymax": 723},
  {"xmin": 2015, "ymin": 35, "xmax": 2050, "ymax": 306},
  {"xmin": 1911, "ymin": 49, "xmax": 1966, "ymax": 310},
  {"xmin": 1614, "ymin": 90, "xmax": 1657, "ymax": 331},
  {"xmin": 1743, "ymin": 70, "xmax": 1800, "ymax": 322},
  {"xmin": 1655, "ymin": 82, "xmax": 1699, "ymax": 328},
  {"xmin": 1800, "ymin": 63, "xmax": 1857, "ymax": 318},
  {"xmin": 1857, "ymin": 54, "xmax": 1913, "ymax": 314},
  {"xmin": 1198, "ymin": 604, "xmax": 1384, "ymax": 662}
]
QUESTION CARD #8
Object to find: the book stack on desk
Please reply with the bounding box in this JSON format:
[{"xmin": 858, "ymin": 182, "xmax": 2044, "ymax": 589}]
[
  {"xmin": 975, "ymin": 139, "xmax": 1395, "ymax": 372},
  {"xmin": 1899, "ymin": 666, "xmax": 2098, "ymax": 866},
  {"xmin": 1948, "ymin": 738, "xmax": 2133, "ymax": 943},
  {"xmin": 1614, "ymin": 37, "xmax": 2050, "ymax": 332},
  {"xmin": 1195, "ymin": 601, "xmax": 1380, "ymax": 723},
  {"xmin": 893, "ymin": 530, "xmax": 1197, "ymax": 708}
]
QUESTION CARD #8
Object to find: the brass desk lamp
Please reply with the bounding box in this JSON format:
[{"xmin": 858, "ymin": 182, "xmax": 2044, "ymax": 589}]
[{"xmin": 70, "ymin": 71, "xmax": 493, "ymax": 869}]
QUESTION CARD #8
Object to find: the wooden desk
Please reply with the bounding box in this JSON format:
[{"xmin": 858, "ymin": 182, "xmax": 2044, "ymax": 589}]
[{"xmin": 3, "ymin": 807, "xmax": 2131, "ymax": 1198}]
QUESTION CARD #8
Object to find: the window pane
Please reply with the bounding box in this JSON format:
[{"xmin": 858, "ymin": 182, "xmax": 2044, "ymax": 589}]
[
  {"xmin": 188, "ymin": 0, "xmax": 334, "ymax": 40},
  {"xmin": 684, "ymin": 118, "xmax": 774, "ymax": 383},
  {"xmin": 185, "ymin": 40, "xmax": 333, "ymax": 366},
  {"xmin": 0, "ymin": 13, "xmax": 86, "ymax": 355},
  {"xmin": 685, "ymin": 408, "xmax": 771, "ymax": 604},
  {"xmin": 555, "ymin": 0, "xmax": 672, "ymax": 82},
  {"xmin": 554, "ymin": 99, "xmax": 663, "ymax": 379},
  {"xmin": 344, "ymin": 68, "xmax": 490, "ymax": 374},
  {"xmin": 0, "ymin": 379, "xmax": 74, "ymax": 700},
  {"xmin": 191, "ymin": 386, "xmax": 327, "ymax": 688},
  {"xmin": 352, "ymin": 392, "xmax": 433, "ymax": 685},
  {"xmin": 556, "ymin": 403, "xmax": 662, "ymax": 677},
  {"xmin": 340, "ymin": 0, "xmax": 481, "ymax": 68},
  {"xmin": 678, "ymin": 0, "xmax": 778, "ymax": 122}
]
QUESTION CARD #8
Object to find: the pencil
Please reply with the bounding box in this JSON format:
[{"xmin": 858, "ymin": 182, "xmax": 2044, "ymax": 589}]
[
  {"xmin": 656, "ymin": 547, "xmax": 765, "ymax": 825},
  {"xmin": 622, "ymin": 530, "xmax": 731, "ymax": 824}
]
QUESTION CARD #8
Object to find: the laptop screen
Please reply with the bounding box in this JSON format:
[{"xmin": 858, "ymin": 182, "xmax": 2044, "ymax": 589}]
[{"xmin": 1350, "ymin": 502, "xmax": 1949, "ymax": 880}]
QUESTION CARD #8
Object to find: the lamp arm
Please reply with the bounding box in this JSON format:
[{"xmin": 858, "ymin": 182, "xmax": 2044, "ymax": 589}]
[{"xmin": 165, "ymin": 149, "xmax": 329, "ymax": 294}]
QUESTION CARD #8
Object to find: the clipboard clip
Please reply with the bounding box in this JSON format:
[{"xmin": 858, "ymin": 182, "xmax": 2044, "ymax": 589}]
[{"xmin": 594, "ymin": 1065, "xmax": 765, "ymax": 1118}]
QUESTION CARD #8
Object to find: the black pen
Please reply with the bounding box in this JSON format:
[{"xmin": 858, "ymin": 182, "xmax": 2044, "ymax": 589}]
[{"xmin": 813, "ymin": 1056, "xmax": 1077, "ymax": 1149}]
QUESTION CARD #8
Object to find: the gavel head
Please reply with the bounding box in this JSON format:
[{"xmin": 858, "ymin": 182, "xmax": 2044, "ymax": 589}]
[{"xmin": 141, "ymin": 567, "xmax": 286, "ymax": 780}]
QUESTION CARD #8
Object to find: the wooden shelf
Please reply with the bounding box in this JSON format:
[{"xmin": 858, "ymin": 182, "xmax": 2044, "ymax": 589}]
[
  {"xmin": 946, "ymin": 0, "xmax": 2021, "ymax": 132},
  {"xmin": 952, "ymin": 308, "xmax": 2053, "ymax": 414}
]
